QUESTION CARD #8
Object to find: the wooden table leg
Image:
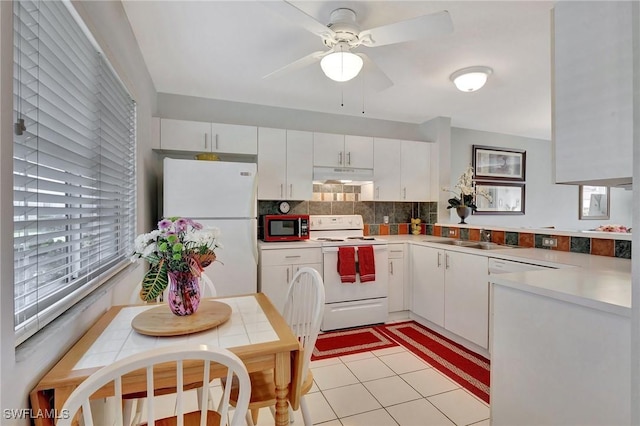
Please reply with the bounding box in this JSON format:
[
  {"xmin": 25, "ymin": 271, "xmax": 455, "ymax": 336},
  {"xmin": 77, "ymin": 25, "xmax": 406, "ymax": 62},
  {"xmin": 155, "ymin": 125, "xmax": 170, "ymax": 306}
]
[
  {"xmin": 30, "ymin": 390, "xmax": 54, "ymax": 426},
  {"xmin": 274, "ymin": 351, "xmax": 291, "ymax": 426}
]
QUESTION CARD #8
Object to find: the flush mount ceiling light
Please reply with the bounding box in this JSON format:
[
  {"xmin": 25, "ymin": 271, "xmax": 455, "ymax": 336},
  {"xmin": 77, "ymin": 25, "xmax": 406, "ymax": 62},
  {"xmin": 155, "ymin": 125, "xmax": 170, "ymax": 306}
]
[
  {"xmin": 450, "ymin": 66, "xmax": 493, "ymax": 92},
  {"xmin": 320, "ymin": 44, "xmax": 364, "ymax": 82}
]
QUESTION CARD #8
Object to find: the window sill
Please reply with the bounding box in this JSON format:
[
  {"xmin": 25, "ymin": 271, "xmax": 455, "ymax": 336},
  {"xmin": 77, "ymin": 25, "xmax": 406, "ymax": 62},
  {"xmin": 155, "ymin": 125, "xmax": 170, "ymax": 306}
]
[{"xmin": 15, "ymin": 263, "xmax": 140, "ymax": 363}]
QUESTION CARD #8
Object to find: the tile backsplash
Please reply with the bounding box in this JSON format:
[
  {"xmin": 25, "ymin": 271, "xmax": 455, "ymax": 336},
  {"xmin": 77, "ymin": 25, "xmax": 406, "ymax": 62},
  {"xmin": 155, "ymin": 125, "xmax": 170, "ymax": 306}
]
[
  {"xmin": 258, "ymin": 184, "xmax": 438, "ymax": 236},
  {"xmin": 432, "ymin": 225, "xmax": 631, "ymax": 259}
]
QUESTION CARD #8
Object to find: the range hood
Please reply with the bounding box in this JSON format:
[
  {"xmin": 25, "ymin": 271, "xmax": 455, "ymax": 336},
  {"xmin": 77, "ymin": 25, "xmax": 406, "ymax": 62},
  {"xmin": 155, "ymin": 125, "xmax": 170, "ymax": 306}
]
[{"xmin": 313, "ymin": 166, "xmax": 374, "ymax": 184}]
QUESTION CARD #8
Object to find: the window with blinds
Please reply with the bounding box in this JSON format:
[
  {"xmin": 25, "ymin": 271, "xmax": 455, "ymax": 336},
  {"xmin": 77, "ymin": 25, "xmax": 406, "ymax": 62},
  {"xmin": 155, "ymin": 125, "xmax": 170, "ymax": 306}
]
[{"xmin": 13, "ymin": 0, "xmax": 136, "ymax": 345}]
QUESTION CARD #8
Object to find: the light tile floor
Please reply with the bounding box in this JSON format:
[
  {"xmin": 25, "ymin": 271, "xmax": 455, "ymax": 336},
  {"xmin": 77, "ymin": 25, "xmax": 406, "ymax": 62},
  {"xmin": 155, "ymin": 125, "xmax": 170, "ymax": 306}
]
[
  {"xmin": 125, "ymin": 340, "xmax": 490, "ymax": 426},
  {"xmin": 251, "ymin": 344, "xmax": 490, "ymax": 426}
]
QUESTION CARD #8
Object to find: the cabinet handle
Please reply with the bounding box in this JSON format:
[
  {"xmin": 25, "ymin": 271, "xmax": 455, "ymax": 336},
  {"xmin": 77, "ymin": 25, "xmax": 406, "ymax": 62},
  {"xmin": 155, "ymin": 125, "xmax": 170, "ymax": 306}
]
[
  {"xmin": 347, "ymin": 151, "xmax": 351, "ymax": 165},
  {"xmin": 403, "ymin": 187, "xmax": 407, "ymax": 199},
  {"xmin": 215, "ymin": 134, "xmax": 219, "ymax": 150},
  {"xmin": 204, "ymin": 133, "xmax": 209, "ymax": 150},
  {"xmin": 390, "ymin": 260, "xmax": 394, "ymax": 275},
  {"xmin": 286, "ymin": 268, "xmax": 289, "ymax": 283},
  {"xmin": 285, "ymin": 255, "xmax": 301, "ymax": 258},
  {"xmin": 339, "ymin": 152, "xmax": 343, "ymax": 165},
  {"xmin": 376, "ymin": 187, "xmax": 380, "ymax": 199},
  {"xmin": 391, "ymin": 250, "xmax": 403, "ymax": 253},
  {"xmin": 289, "ymin": 184, "xmax": 293, "ymax": 197},
  {"xmin": 445, "ymin": 253, "xmax": 450, "ymax": 269},
  {"xmin": 280, "ymin": 184, "xmax": 283, "ymax": 198},
  {"xmin": 437, "ymin": 252, "xmax": 442, "ymax": 267}
]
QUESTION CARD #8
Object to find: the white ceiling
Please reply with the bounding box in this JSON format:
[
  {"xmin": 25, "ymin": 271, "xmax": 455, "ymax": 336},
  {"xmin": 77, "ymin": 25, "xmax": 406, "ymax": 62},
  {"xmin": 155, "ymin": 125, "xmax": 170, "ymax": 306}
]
[{"xmin": 122, "ymin": 1, "xmax": 554, "ymax": 140}]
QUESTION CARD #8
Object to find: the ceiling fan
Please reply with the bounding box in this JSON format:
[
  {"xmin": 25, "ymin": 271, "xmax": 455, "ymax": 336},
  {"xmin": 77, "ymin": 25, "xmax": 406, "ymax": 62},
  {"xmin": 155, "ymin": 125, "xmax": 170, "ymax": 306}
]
[{"xmin": 262, "ymin": 1, "xmax": 454, "ymax": 90}]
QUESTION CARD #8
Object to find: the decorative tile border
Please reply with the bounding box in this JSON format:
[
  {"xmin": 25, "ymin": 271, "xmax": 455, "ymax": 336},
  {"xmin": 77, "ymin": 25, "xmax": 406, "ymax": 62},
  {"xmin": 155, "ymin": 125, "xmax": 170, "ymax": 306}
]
[{"xmin": 423, "ymin": 225, "xmax": 631, "ymax": 259}]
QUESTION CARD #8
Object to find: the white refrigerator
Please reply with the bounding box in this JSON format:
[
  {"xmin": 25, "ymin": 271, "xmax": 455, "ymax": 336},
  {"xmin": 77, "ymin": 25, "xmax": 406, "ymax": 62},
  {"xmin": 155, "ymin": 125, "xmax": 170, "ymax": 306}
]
[{"xmin": 163, "ymin": 158, "xmax": 258, "ymax": 296}]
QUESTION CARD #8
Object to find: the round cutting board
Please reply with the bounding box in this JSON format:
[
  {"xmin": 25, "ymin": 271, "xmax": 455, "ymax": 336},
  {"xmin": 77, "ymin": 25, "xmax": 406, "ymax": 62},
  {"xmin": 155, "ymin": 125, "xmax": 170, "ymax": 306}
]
[{"xmin": 131, "ymin": 300, "xmax": 232, "ymax": 336}]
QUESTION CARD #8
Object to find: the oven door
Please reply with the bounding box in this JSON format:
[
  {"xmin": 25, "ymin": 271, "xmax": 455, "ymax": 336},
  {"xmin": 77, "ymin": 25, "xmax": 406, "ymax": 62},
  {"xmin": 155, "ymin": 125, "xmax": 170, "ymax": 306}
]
[{"xmin": 322, "ymin": 245, "xmax": 389, "ymax": 303}]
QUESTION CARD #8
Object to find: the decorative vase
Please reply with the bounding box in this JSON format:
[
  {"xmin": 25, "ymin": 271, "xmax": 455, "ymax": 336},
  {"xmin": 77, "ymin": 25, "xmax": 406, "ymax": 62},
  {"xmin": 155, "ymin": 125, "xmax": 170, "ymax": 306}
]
[
  {"xmin": 167, "ymin": 271, "xmax": 201, "ymax": 316},
  {"xmin": 456, "ymin": 206, "xmax": 471, "ymax": 224}
]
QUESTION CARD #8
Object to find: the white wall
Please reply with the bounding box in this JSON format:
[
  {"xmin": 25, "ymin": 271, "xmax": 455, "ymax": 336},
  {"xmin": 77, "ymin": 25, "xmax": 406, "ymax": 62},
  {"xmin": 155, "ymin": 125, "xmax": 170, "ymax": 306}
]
[
  {"xmin": 447, "ymin": 127, "xmax": 633, "ymax": 230},
  {"xmin": 0, "ymin": 2, "xmax": 157, "ymax": 424}
]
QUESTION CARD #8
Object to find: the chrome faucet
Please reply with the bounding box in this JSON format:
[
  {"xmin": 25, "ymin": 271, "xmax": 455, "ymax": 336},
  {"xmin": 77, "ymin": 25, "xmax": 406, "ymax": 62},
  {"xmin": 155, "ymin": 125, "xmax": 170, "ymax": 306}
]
[{"xmin": 480, "ymin": 229, "xmax": 491, "ymax": 242}]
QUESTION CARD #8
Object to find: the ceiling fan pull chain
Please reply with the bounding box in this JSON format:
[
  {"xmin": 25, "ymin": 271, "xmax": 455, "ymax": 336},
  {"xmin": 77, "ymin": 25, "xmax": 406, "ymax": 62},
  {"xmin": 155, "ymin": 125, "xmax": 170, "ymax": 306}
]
[
  {"xmin": 341, "ymin": 88, "xmax": 344, "ymax": 107},
  {"xmin": 361, "ymin": 66, "xmax": 365, "ymax": 114}
]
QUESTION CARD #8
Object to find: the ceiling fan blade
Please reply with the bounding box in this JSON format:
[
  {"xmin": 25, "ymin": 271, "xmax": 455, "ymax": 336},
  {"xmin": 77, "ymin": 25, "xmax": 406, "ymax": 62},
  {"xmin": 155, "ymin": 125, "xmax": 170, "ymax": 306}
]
[
  {"xmin": 357, "ymin": 53, "xmax": 393, "ymax": 92},
  {"xmin": 359, "ymin": 10, "xmax": 453, "ymax": 47},
  {"xmin": 261, "ymin": 1, "xmax": 336, "ymax": 42},
  {"xmin": 263, "ymin": 50, "xmax": 330, "ymax": 80}
]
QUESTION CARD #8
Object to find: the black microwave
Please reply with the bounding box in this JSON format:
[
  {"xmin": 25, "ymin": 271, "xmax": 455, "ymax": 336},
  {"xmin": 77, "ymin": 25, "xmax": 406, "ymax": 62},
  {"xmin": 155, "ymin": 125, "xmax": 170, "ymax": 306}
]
[{"xmin": 260, "ymin": 214, "xmax": 310, "ymax": 242}]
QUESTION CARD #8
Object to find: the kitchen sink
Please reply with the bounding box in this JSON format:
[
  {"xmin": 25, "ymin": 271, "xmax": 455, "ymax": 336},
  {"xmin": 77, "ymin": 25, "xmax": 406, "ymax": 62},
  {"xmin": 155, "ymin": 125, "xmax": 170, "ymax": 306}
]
[{"xmin": 426, "ymin": 240, "xmax": 520, "ymax": 250}]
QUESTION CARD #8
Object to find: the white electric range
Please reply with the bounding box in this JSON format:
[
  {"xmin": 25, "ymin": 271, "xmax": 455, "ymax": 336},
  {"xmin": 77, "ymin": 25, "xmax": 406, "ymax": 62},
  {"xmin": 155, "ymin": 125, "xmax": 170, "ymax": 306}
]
[{"xmin": 309, "ymin": 215, "xmax": 388, "ymax": 331}]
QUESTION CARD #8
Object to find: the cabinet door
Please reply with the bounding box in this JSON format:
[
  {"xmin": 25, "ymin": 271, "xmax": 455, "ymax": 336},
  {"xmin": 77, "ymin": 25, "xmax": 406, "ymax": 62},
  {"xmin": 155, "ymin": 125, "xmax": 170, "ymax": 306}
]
[
  {"xmin": 388, "ymin": 257, "xmax": 405, "ymax": 312},
  {"xmin": 410, "ymin": 245, "xmax": 444, "ymax": 326},
  {"xmin": 553, "ymin": 2, "xmax": 633, "ymax": 184},
  {"xmin": 257, "ymin": 128, "xmax": 287, "ymax": 200},
  {"xmin": 211, "ymin": 123, "xmax": 258, "ymax": 155},
  {"xmin": 373, "ymin": 138, "xmax": 401, "ymax": 201},
  {"xmin": 313, "ymin": 132, "xmax": 345, "ymax": 167},
  {"xmin": 292, "ymin": 263, "xmax": 322, "ymax": 278},
  {"xmin": 286, "ymin": 130, "xmax": 313, "ymax": 200},
  {"xmin": 259, "ymin": 264, "xmax": 291, "ymax": 313},
  {"xmin": 160, "ymin": 118, "xmax": 210, "ymax": 151},
  {"xmin": 444, "ymin": 251, "xmax": 489, "ymax": 349},
  {"xmin": 401, "ymin": 140, "xmax": 431, "ymax": 201},
  {"xmin": 344, "ymin": 135, "xmax": 374, "ymax": 169}
]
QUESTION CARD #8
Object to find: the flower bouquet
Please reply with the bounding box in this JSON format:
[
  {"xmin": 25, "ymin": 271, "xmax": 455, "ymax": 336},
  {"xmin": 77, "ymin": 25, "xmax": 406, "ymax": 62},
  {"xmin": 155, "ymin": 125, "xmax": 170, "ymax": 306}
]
[
  {"xmin": 131, "ymin": 217, "xmax": 222, "ymax": 309},
  {"xmin": 443, "ymin": 165, "xmax": 492, "ymax": 211}
]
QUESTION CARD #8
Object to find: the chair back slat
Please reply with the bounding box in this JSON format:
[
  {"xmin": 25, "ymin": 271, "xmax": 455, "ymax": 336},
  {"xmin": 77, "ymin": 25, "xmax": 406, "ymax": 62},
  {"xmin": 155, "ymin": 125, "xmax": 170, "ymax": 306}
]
[
  {"xmin": 58, "ymin": 345, "xmax": 251, "ymax": 426},
  {"xmin": 283, "ymin": 268, "xmax": 325, "ymax": 388}
]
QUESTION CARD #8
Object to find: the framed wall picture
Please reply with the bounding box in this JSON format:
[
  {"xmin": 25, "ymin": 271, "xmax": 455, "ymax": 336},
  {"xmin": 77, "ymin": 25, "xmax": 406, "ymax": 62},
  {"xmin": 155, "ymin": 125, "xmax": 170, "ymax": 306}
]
[
  {"xmin": 472, "ymin": 145, "xmax": 526, "ymax": 181},
  {"xmin": 579, "ymin": 185, "xmax": 610, "ymax": 220},
  {"xmin": 473, "ymin": 182, "xmax": 525, "ymax": 215}
]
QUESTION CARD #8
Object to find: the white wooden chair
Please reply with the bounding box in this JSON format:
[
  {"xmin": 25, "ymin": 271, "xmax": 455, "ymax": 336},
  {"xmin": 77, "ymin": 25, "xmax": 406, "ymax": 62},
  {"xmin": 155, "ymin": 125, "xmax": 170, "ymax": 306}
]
[
  {"xmin": 58, "ymin": 344, "xmax": 251, "ymax": 426},
  {"xmin": 227, "ymin": 267, "xmax": 325, "ymax": 426},
  {"xmin": 125, "ymin": 275, "xmax": 218, "ymax": 425}
]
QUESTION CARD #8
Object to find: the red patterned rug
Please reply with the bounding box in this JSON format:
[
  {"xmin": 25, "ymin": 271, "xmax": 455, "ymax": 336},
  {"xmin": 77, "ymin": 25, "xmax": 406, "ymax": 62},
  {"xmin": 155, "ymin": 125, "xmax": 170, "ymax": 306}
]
[
  {"xmin": 311, "ymin": 326, "xmax": 398, "ymax": 361},
  {"xmin": 376, "ymin": 321, "xmax": 490, "ymax": 403}
]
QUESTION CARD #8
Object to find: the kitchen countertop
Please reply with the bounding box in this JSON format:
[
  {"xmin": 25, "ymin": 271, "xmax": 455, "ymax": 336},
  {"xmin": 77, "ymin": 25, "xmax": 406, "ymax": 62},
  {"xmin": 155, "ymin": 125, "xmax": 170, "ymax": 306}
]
[
  {"xmin": 258, "ymin": 240, "xmax": 322, "ymax": 250},
  {"xmin": 378, "ymin": 234, "xmax": 631, "ymax": 316},
  {"xmin": 257, "ymin": 235, "xmax": 631, "ymax": 315}
]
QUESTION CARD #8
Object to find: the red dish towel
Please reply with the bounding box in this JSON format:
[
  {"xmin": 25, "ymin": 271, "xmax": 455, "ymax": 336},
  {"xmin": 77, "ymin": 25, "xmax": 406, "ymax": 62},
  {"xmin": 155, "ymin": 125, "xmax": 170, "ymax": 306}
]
[
  {"xmin": 337, "ymin": 247, "xmax": 356, "ymax": 283},
  {"xmin": 358, "ymin": 246, "xmax": 376, "ymax": 283}
]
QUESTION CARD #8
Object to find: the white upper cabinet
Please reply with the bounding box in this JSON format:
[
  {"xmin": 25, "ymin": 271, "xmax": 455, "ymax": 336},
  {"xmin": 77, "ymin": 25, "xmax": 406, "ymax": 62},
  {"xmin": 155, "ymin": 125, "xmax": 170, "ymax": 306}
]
[
  {"xmin": 371, "ymin": 138, "xmax": 401, "ymax": 201},
  {"xmin": 401, "ymin": 140, "xmax": 431, "ymax": 201},
  {"xmin": 159, "ymin": 118, "xmax": 257, "ymax": 155},
  {"xmin": 313, "ymin": 133, "xmax": 373, "ymax": 169},
  {"xmin": 211, "ymin": 123, "xmax": 257, "ymax": 155},
  {"xmin": 257, "ymin": 128, "xmax": 312, "ymax": 200},
  {"xmin": 553, "ymin": 2, "xmax": 633, "ymax": 185},
  {"xmin": 160, "ymin": 118, "xmax": 210, "ymax": 151},
  {"xmin": 368, "ymin": 138, "xmax": 432, "ymax": 201},
  {"xmin": 286, "ymin": 130, "xmax": 313, "ymax": 200}
]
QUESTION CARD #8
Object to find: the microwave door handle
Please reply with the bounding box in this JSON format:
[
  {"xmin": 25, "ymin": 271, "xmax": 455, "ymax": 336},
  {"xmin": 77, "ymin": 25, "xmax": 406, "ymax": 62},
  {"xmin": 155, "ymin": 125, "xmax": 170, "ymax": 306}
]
[{"xmin": 298, "ymin": 218, "xmax": 302, "ymax": 238}]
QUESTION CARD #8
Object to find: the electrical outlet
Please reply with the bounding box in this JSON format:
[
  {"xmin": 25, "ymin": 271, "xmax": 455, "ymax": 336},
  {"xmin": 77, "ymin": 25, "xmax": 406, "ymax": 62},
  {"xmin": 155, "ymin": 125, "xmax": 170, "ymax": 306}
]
[
  {"xmin": 449, "ymin": 229, "xmax": 456, "ymax": 236},
  {"xmin": 542, "ymin": 237, "xmax": 557, "ymax": 247}
]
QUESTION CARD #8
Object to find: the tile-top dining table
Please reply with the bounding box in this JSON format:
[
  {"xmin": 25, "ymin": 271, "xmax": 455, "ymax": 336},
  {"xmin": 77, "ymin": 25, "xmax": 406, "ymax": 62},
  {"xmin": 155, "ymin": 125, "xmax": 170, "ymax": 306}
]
[{"xmin": 30, "ymin": 293, "xmax": 302, "ymax": 426}]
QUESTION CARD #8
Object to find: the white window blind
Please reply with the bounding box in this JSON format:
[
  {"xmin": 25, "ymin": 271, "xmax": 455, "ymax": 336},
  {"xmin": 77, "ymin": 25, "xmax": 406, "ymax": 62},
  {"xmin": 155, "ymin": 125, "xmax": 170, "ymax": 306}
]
[{"xmin": 13, "ymin": 0, "xmax": 136, "ymax": 345}]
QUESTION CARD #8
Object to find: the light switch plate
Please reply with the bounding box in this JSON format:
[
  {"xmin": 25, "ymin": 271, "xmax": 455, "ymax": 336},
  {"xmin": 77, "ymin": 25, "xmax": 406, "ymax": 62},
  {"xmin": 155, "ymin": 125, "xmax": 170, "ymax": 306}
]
[{"xmin": 542, "ymin": 237, "xmax": 557, "ymax": 247}]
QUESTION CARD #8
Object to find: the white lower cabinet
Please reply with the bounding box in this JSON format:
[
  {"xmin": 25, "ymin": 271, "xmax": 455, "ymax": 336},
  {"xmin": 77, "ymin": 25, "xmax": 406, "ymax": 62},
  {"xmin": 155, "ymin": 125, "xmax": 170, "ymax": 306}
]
[
  {"xmin": 410, "ymin": 245, "xmax": 489, "ymax": 349},
  {"xmin": 258, "ymin": 247, "xmax": 322, "ymax": 313},
  {"xmin": 388, "ymin": 243, "xmax": 406, "ymax": 312}
]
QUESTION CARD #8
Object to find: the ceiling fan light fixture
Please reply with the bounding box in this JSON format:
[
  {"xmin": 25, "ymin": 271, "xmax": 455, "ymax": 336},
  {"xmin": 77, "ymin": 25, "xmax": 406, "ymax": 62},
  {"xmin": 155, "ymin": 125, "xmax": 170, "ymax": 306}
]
[
  {"xmin": 450, "ymin": 66, "xmax": 493, "ymax": 92},
  {"xmin": 320, "ymin": 50, "xmax": 363, "ymax": 82}
]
